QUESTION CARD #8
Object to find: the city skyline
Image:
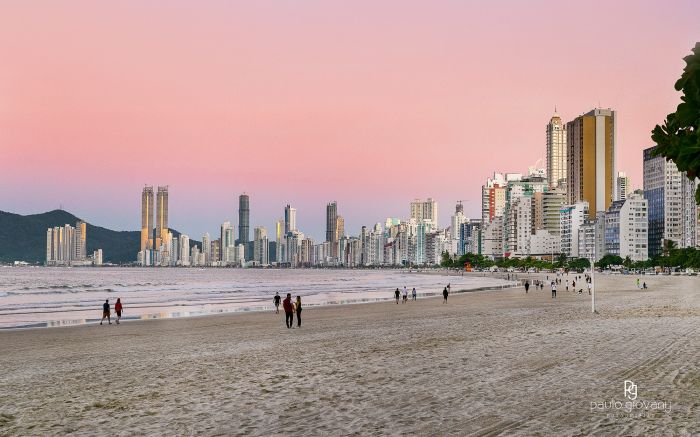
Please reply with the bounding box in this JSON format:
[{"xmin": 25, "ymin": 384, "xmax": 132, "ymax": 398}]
[{"xmin": 2, "ymin": 1, "xmax": 699, "ymax": 239}]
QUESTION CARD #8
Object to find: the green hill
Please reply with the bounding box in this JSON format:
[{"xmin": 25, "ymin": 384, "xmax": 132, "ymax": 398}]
[{"xmin": 0, "ymin": 210, "xmax": 199, "ymax": 264}]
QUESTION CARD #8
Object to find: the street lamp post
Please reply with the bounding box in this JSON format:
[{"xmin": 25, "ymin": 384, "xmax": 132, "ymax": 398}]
[{"xmin": 591, "ymin": 221, "xmax": 597, "ymax": 313}]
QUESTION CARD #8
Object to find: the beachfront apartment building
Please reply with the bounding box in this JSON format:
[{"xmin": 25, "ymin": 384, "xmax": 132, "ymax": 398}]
[
  {"xmin": 604, "ymin": 193, "xmax": 648, "ymax": 262},
  {"xmin": 643, "ymin": 146, "xmax": 698, "ymax": 256},
  {"xmin": 578, "ymin": 214, "xmax": 605, "ymax": 262},
  {"xmin": 566, "ymin": 108, "xmax": 616, "ymax": 217},
  {"xmin": 560, "ymin": 202, "xmax": 589, "ymax": 258}
]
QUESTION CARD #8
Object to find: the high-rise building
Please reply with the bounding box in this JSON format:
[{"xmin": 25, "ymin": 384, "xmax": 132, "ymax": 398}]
[
  {"xmin": 546, "ymin": 111, "xmax": 567, "ymax": 188},
  {"xmin": 155, "ymin": 186, "xmax": 169, "ymax": 248},
  {"xmin": 254, "ymin": 226, "xmax": 269, "ymax": 265},
  {"xmin": 335, "ymin": 216, "xmax": 345, "ymax": 240},
  {"xmin": 238, "ymin": 194, "xmax": 250, "ymax": 244},
  {"xmin": 202, "ymin": 233, "xmax": 211, "ymax": 264},
  {"xmin": 284, "ymin": 204, "xmax": 297, "ymax": 234},
  {"xmin": 46, "ymin": 221, "xmax": 92, "ymax": 265},
  {"xmin": 481, "ymin": 173, "xmax": 522, "ymax": 224},
  {"xmin": 410, "ymin": 198, "xmax": 438, "ymax": 228},
  {"xmin": 451, "ymin": 204, "xmax": 467, "ymax": 241},
  {"xmin": 141, "ymin": 186, "xmax": 154, "ymax": 251},
  {"xmin": 220, "ymin": 221, "xmax": 234, "ymax": 263},
  {"xmin": 566, "ymin": 108, "xmax": 616, "ymax": 216},
  {"xmin": 578, "ymin": 213, "xmax": 606, "ymax": 262},
  {"xmin": 179, "ymin": 234, "xmax": 190, "ymax": 266},
  {"xmin": 560, "ymin": 202, "xmax": 589, "ymax": 258},
  {"xmin": 604, "ymin": 193, "xmax": 648, "ymax": 262},
  {"xmin": 326, "ymin": 201, "xmax": 338, "ymax": 243},
  {"xmin": 643, "ymin": 146, "xmax": 698, "ymax": 256},
  {"xmin": 74, "ymin": 220, "xmax": 87, "ymax": 261},
  {"xmin": 616, "ymin": 172, "xmax": 631, "ymax": 201}
]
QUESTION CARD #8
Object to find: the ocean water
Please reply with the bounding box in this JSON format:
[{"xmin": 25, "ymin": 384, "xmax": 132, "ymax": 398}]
[{"xmin": 0, "ymin": 267, "xmax": 511, "ymax": 328}]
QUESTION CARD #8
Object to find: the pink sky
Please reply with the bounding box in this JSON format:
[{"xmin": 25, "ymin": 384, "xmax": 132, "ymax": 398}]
[{"xmin": 1, "ymin": 1, "xmax": 698, "ymax": 239}]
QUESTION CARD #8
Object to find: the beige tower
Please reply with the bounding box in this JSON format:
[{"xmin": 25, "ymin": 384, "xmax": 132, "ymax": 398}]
[
  {"xmin": 141, "ymin": 186, "xmax": 154, "ymax": 251},
  {"xmin": 155, "ymin": 186, "xmax": 169, "ymax": 249},
  {"xmin": 546, "ymin": 111, "xmax": 567, "ymax": 188},
  {"xmin": 566, "ymin": 108, "xmax": 616, "ymax": 216}
]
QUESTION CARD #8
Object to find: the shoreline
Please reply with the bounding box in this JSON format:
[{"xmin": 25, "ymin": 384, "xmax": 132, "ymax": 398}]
[{"xmin": 0, "ymin": 279, "xmax": 520, "ymax": 332}]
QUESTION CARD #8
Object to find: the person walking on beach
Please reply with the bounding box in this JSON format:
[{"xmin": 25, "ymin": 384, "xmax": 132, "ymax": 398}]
[
  {"xmin": 525, "ymin": 280, "xmax": 530, "ymax": 293},
  {"xmin": 551, "ymin": 281, "xmax": 557, "ymax": 299},
  {"xmin": 443, "ymin": 286, "xmax": 449, "ymax": 303},
  {"xmin": 587, "ymin": 281, "xmax": 592, "ymax": 295},
  {"xmin": 100, "ymin": 299, "xmax": 111, "ymax": 325},
  {"xmin": 636, "ymin": 278, "xmax": 640, "ymax": 289},
  {"xmin": 273, "ymin": 292, "xmax": 281, "ymax": 314},
  {"xmin": 412, "ymin": 287, "xmax": 417, "ymax": 301},
  {"xmin": 295, "ymin": 296, "xmax": 302, "ymax": 328},
  {"xmin": 283, "ymin": 293, "xmax": 294, "ymax": 329},
  {"xmin": 114, "ymin": 298, "xmax": 123, "ymax": 325},
  {"xmin": 395, "ymin": 288, "xmax": 400, "ymax": 304},
  {"xmin": 402, "ymin": 287, "xmax": 408, "ymax": 303}
]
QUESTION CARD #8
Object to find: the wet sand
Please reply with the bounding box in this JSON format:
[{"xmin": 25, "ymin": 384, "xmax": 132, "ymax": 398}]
[{"xmin": 0, "ymin": 274, "xmax": 698, "ymax": 436}]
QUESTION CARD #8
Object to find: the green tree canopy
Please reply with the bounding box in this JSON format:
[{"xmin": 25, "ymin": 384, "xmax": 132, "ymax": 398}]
[{"xmin": 651, "ymin": 42, "xmax": 700, "ymax": 203}]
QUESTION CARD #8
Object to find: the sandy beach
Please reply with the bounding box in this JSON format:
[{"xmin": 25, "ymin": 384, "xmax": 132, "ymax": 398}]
[{"xmin": 1, "ymin": 273, "xmax": 698, "ymax": 436}]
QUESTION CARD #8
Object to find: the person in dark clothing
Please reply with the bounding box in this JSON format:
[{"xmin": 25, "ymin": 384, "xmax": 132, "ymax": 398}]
[
  {"xmin": 442, "ymin": 287, "xmax": 448, "ymax": 303},
  {"xmin": 100, "ymin": 299, "xmax": 111, "ymax": 325},
  {"xmin": 114, "ymin": 298, "xmax": 123, "ymax": 324},
  {"xmin": 524, "ymin": 281, "xmax": 530, "ymax": 293},
  {"xmin": 395, "ymin": 288, "xmax": 400, "ymax": 304},
  {"xmin": 273, "ymin": 292, "xmax": 281, "ymax": 314},
  {"xmin": 282, "ymin": 293, "xmax": 294, "ymax": 329},
  {"xmin": 295, "ymin": 296, "xmax": 302, "ymax": 327}
]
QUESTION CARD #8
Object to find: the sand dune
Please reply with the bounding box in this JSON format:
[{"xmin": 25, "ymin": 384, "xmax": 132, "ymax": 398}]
[{"xmin": 0, "ymin": 273, "xmax": 698, "ymax": 436}]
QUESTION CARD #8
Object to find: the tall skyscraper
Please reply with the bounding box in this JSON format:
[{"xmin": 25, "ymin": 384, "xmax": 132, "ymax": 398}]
[
  {"xmin": 155, "ymin": 186, "xmax": 169, "ymax": 249},
  {"xmin": 74, "ymin": 220, "xmax": 87, "ymax": 260},
  {"xmin": 284, "ymin": 204, "xmax": 297, "ymax": 234},
  {"xmin": 546, "ymin": 110, "xmax": 567, "ymax": 188},
  {"xmin": 220, "ymin": 221, "xmax": 234, "ymax": 262},
  {"xmin": 616, "ymin": 171, "xmax": 631, "ymax": 201},
  {"xmin": 335, "ymin": 216, "xmax": 345, "ymax": 240},
  {"xmin": 238, "ymin": 194, "xmax": 250, "ymax": 244},
  {"xmin": 326, "ymin": 201, "xmax": 338, "ymax": 243},
  {"xmin": 141, "ymin": 186, "xmax": 154, "ymax": 251},
  {"xmin": 410, "ymin": 198, "xmax": 438, "ymax": 228},
  {"xmin": 254, "ymin": 226, "xmax": 269, "ymax": 265},
  {"xmin": 643, "ymin": 146, "xmax": 698, "ymax": 256},
  {"xmin": 566, "ymin": 108, "xmax": 616, "ymax": 216},
  {"xmin": 46, "ymin": 221, "xmax": 90, "ymax": 265}
]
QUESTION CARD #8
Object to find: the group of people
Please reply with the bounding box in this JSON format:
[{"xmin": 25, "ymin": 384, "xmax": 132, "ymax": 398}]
[
  {"xmin": 273, "ymin": 292, "xmax": 302, "ymax": 329},
  {"xmin": 394, "ymin": 283, "xmax": 451, "ymax": 304},
  {"xmin": 100, "ymin": 298, "xmax": 123, "ymax": 325},
  {"xmin": 524, "ymin": 274, "xmax": 594, "ymax": 298},
  {"xmin": 394, "ymin": 286, "xmax": 417, "ymax": 303},
  {"xmin": 636, "ymin": 278, "xmax": 648, "ymax": 289}
]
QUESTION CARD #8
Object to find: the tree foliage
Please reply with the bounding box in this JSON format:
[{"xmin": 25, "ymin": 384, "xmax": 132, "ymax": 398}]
[{"xmin": 651, "ymin": 42, "xmax": 700, "ymax": 204}]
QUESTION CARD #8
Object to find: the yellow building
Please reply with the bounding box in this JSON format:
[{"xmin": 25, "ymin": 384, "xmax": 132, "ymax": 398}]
[
  {"xmin": 141, "ymin": 186, "xmax": 154, "ymax": 251},
  {"xmin": 566, "ymin": 108, "xmax": 616, "ymax": 216}
]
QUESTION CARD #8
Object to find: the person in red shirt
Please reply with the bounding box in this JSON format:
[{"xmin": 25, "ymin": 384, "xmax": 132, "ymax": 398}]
[
  {"xmin": 114, "ymin": 298, "xmax": 123, "ymax": 324},
  {"xmin": 282, "ymin": 293, "xmax": 294, "ymax": 329}
]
